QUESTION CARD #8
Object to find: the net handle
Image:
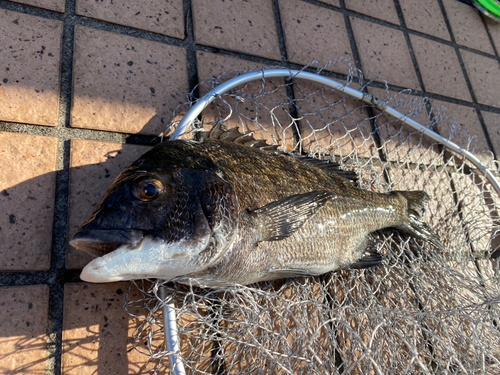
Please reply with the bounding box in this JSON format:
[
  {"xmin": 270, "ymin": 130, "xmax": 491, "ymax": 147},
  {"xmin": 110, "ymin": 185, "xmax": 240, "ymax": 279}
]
[
  {"xmin": 170, "ymin": 68, "xmax": 500, "ymax": 197},
  {"xmin": 161, "ymin": 286, "xmax": 186, "ymax": 375}
]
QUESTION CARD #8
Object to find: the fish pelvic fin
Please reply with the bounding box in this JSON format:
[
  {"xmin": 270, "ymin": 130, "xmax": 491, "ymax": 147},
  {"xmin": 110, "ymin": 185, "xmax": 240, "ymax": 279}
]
[
  {"xmin": 393, "ymin": 191, "xmax": 445, "ymax": 252},
  {"xmin": 249, "ymin": 190, "xmax": 336, "ymax": 242}
]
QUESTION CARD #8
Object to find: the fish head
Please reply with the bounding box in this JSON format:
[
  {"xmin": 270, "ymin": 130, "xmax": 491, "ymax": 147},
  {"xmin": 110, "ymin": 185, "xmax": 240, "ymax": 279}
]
[{"xmin": 70, "ymin": 141, "xmax": 238, "ymax": 283}]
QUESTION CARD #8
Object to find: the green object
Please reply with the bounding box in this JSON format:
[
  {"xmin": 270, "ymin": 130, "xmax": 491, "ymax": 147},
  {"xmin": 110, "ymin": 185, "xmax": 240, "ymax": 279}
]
[{"xmin": 472, "ymin": 0, "xmax": 500, "ymax": 21}]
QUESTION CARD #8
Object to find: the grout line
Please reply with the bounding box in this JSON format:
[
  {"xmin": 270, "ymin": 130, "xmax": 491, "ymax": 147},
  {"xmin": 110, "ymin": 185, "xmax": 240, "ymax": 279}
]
[
  {"xmin": 476, "ymin": 110, "xmax": 498, "ymax": 160},
  {"xmin": 46, "ymin": 283, "xmax": 64, "ymax": 375},
  {"xmin": 45, "ymin": 0, "xmax": 77, "ymax": 373},
  {"xmin": 0, "ymin": 120, "xmax": 165, "ymax": 145},
  {"xmin": 271, "ymin": 0, "xmax": 289, "ymax": 64},
  {"xmin": 480, "ymin": 14, "xmax": 500, "ymax": 59},
  {"xmin": 271, "ymin": 0, "xmax": 303, "ymax": 147},
  {"xmin": 193, "ymin": 44, "xmax": 284, "ymax": 68},
  {"xmin": 72, "ymin": 15, "xmax": 188, "ymax": 48},
  {"xmin": 58, "ymin": 11, "xmax": 75, "ymax": 132},
  {"xmin": 437, "ymin": 0, "xmax": 498, "ymax": 160},
  {"xmin": 0, "ymin": 270, "xmax": 81, "ymax": 287},
  {"xmin": 0, "ymin": 0, "xmax": 64, "ymax": 20},
  {"xmin": 339, "ymin": 0, "xmax": 365, "ymax": 76},
  {"xmin": 184, "ymin": 0, "xmax": 200, "ymax": 98},
  {"xmin": 45, "ymin": 138, "xmax": 70, "ymax": 375},
  {"xmin": 183, "ymin": 0, "xmax": 203, "ymax": 141},
  {"xmin": 391, "ymin": 0, "xmax": 427, "ymax": 93}
]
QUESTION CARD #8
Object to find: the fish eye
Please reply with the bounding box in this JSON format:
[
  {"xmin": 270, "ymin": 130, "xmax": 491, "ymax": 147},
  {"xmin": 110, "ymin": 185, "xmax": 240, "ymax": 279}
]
[{"xmin": 133, "ymin": 178, "xmax": 164, "ymax": 201}]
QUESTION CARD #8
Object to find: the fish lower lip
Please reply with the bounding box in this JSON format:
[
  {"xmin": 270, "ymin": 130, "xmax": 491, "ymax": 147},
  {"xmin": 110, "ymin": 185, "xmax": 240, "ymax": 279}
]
[{"xmin": 70, "ymin": 229, "xmax": 144, "ymax": 257}]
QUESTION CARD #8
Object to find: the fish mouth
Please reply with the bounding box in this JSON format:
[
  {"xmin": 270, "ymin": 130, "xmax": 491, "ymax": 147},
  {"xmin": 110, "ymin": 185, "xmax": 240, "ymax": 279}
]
[{"xmin": 70, "ymin": 229, "xmax": 144, "ymax": 257}]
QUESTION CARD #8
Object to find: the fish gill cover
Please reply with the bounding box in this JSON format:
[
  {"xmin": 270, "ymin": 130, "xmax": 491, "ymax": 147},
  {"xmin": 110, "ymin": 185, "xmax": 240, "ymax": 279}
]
[{"xmin": 89, "ymin": 60, "xmax": 500, "ymax": 374}]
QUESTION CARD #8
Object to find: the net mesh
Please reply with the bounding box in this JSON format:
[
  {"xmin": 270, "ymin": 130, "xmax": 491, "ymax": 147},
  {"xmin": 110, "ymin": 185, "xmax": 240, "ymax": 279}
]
[{"xmin": 124, "ymin": 60, "xmax": 500, "ymax": 374}]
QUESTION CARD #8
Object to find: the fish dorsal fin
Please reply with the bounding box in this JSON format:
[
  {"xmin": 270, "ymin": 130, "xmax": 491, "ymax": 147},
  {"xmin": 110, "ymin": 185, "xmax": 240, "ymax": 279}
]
[
  {"xmin": 204, "ymin": 125, "xmax": 357, "ymax": 182},
  {"xmin": 293, "ymin": 155, "xmax": 359, "ymax": 183},
  {"xmin": 249, "ymin": 190, "xmax": 335, "ymax": 242},
  {"xmin": 205, "ymin": 124, "xmax": 278, "ymax": 150}
]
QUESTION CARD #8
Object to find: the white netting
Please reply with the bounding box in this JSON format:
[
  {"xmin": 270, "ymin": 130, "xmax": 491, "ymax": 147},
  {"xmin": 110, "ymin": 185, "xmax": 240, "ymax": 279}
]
[{"xmin": 125, "ymin": 61, "xmax": 500, "ymax": 374}]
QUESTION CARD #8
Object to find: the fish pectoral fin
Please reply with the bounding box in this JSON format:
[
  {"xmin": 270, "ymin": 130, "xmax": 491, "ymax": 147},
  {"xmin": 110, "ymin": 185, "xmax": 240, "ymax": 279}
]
[
  {"xmin": 249, "ymin": 190, "xmax": 335, "ymax": 241},
  {"xmin": 349, "ymin": 249, "xmax": 383, "ymax": 269}
]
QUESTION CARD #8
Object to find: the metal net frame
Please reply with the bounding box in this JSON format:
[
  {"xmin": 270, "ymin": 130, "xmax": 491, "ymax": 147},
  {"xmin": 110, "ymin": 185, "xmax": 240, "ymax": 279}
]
[{"xmin": 123, "ymin": 60, "xmax": 500, "ymax": 374}]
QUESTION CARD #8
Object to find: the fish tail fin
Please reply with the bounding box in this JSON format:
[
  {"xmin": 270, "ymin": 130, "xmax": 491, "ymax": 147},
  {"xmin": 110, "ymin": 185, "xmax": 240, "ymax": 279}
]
[{"xmin": 393, "ymin": 191, "xmax": 445, "ymax": 252}]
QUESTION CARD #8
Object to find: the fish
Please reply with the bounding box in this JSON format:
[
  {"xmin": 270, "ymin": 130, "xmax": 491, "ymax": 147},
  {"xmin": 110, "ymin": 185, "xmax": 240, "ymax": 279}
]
[{"xmin": 70, "ymin": 126, "xmax": 443, "ymax": 287}]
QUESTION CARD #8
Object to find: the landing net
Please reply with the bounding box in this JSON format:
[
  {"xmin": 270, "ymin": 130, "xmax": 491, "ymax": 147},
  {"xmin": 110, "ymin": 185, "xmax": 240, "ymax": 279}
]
[{"xmin": 124, "ymin": 60, "xmax": 500, "ymax": 374}]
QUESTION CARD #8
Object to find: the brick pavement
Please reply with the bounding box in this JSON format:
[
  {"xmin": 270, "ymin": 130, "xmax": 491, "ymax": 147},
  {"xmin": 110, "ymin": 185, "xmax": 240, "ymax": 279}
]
[{"xmin": 1, "ymin": 0, "xmax": 499, "ymax": 373}]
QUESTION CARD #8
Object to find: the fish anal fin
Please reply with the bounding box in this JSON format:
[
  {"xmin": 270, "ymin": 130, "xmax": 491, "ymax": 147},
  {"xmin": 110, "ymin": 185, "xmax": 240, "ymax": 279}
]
[
  {"xmin": 250, "ymin": 190, "xmax": 335, "ymax": 242},
  {"xmin": 350, "ymin": 246, "xmax": 383, "ymax": 270}
]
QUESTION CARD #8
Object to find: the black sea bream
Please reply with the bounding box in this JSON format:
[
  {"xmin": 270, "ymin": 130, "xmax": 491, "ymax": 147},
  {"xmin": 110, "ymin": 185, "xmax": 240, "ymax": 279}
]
[{"xmin": 70, "ymin": 127, "xmax": 442, "ymax": 286}]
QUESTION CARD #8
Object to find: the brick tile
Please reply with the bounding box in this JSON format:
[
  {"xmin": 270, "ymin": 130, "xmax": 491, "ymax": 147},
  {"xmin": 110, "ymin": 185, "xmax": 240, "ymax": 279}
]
[
  {"xmin": 0, "ymin": 10, "xmax": 63, "ymax": 126},
  {"xmin": 368, "ymin": 87, "xmax": 441, "ymax": 164},
  {"xmin": 10, "ymin": 0, "xmax": 65, "ymax": 13},
  {"xmin": 0, "ymin": 285, "xmax": 49, "ymax": 374},
  {"xmin": 350, "ymin": 17, "xmax": 419, "ymax": 90},
  {"xmin": 484, "ymin": 17, "xmax": 500, "ymax": 53},
  {"xmin": 62, "ymin": 282, "xmax": 161, "ymax": 374},
  {"xmin": 75, "ymin": 0, "xmax": 184, "ymax": 38},
  {"xmin": 399, "ymin": 0, "xmax": 450, "ymax": 40},
  {"xmin": 431, "ymin": 100, "xmax": 490, "ymax": 155},
  {"xmin": 441, "ymin": 0, "xmax": 494, "ymax": 54},
  {"xmin": 195, "ymin": 51, "xmax": 296, "ymax": 150},
  {"xmin": 67, "ymin": 140, "xmax": 150, "ymax": 269},
  {"xmin": 0, "ymin": 132, "xmax": 57, "ymax": 271},
  {"xmin": 315, "ymin": 0, "xmax": 340, "ymax": 7},
  {"xmin": 345, "ymin": 0, "xmax": 400, "ymax": 25},
  {"xmin": 63, "ymin": 282, "xmax": 212, "ymax": 374},
  {"xmin": 192, "ymin": 0, "xmax": 280, "ymax": 60},
  {"xmin": 481, "ymin": 111, "xmax": 500, "ymax": 158},
  {"xmin": 71, "ymin": 25, "xmax": 189, "ymax": 136},
  {"xmin": 279, "ymin": 0, "xmax": 354, "ymax": 75},
  {"xmin": 410, "ymin": 34, "xmax": 471, "ymax": 102},
  {"xmin": 460, "ymin": 50, "xmax": 500, "ymax": 108},
  {"xmin": 294, "ymin": 80, "xmax": 377, "ymax": 158},
  {"xmin": 196, "ymin": 51, "xmax": 267, "ymax": 81}
]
